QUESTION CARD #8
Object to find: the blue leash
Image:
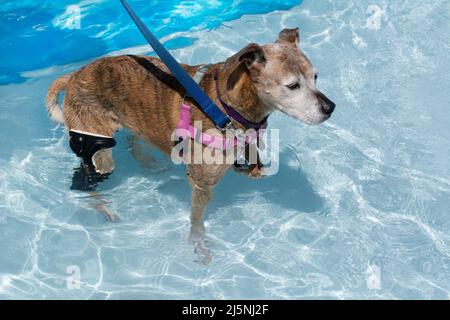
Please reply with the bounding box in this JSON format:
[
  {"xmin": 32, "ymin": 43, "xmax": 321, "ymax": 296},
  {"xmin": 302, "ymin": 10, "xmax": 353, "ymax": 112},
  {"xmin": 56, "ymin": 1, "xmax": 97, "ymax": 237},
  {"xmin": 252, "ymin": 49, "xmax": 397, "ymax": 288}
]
[{"xmin": 120, "ymin": 0, "xmax": 231, "ymax": 130}]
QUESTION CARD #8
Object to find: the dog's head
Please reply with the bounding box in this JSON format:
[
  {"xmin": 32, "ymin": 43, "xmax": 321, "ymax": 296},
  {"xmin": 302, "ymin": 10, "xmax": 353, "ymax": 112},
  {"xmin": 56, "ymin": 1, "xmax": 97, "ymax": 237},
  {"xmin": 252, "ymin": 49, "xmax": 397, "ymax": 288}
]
[{"xmin": 224, "ymin": 28, "xmax": 335, "ymax": 125}]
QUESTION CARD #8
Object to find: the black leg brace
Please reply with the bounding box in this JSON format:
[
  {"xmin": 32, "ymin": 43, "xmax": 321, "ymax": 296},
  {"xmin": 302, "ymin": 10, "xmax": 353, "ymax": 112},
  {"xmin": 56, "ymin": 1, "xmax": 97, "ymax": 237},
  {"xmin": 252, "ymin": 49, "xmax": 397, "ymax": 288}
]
[
  {"xmin": 69, "ymin": 131, "xmax": 116, "ymax": 191},
  {"xmin": 69, "ymin": 131, "xmax": 116, "ymax": 165}
]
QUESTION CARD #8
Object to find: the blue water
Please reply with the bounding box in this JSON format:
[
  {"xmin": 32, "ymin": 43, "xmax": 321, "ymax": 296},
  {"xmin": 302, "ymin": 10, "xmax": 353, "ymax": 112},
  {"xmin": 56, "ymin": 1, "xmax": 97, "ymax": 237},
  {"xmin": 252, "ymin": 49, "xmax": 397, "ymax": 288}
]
[
  {"xmin": 1, "ymin": 0, "xmax": 450, "ymax": 299},
  {"xmin": 0, "ymin": 0, "xmax": 299, "ymax": 84}
]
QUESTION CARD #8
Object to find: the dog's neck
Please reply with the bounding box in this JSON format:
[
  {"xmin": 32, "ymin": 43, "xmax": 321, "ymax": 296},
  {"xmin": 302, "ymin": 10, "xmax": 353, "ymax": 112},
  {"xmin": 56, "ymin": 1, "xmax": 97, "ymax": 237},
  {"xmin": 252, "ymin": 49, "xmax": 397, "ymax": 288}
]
[{"xmin": 214, "ymin": 64, "xmax": 273, "ymax": 126}]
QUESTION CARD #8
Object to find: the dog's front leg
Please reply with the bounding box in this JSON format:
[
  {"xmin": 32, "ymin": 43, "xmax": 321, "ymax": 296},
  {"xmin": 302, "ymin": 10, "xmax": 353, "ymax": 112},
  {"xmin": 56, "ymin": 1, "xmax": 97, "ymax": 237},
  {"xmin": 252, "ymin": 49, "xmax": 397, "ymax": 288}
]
[
  {"xmin": 189, "ymin": 183, "xmax": 213, "ymax": 241},
  {"xmin": 187, "ymin": 162, "xmax": 230, "ymax": 264},
  {"xmin": 189, "ymin": 181, "xmax": 214, "ymax": 265}
]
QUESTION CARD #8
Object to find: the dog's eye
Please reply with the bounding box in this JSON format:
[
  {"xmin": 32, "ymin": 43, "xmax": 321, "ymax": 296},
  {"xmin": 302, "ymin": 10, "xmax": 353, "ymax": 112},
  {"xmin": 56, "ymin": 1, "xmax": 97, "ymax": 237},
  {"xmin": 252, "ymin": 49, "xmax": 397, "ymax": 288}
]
[{"xmin": 286, "ymin": 82, "xmax": 300, "ymax": 90}]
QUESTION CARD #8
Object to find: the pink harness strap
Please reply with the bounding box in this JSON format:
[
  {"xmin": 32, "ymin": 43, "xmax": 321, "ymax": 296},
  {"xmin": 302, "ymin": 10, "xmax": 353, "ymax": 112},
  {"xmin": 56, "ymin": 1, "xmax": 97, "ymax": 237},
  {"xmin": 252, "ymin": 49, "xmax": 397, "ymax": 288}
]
[{"xmin": 175, "ymin": 103, "xmax": 262, "ymax": 150}]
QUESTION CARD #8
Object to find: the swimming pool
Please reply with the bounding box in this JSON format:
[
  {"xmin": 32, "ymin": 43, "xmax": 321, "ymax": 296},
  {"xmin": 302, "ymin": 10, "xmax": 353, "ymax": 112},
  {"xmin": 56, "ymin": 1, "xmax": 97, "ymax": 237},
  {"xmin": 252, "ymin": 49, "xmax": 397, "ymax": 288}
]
[{"xmin": 0, "ymin": 0, "xmax": 449, "ymax": 299}]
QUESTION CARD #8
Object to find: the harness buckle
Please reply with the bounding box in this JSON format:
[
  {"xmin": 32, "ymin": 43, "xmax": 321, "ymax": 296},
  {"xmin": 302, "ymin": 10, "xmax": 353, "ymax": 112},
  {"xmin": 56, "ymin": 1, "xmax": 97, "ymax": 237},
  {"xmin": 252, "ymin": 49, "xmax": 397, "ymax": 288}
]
[
  {"xmin": 218, "ymin": 120, "xmax": 235, "ymax": 132},
  {"xmin": 233, "ymin": 127, "xmax": 246, "ymax": 142},
  {"xmin": 220, "ymin": 121, "xmax": 248, "ymax": 151}
]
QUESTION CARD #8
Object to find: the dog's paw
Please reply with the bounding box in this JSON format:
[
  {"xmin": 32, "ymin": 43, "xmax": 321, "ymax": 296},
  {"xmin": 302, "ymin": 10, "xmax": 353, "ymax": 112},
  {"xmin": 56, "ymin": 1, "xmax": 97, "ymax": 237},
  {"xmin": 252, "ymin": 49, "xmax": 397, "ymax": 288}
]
[
  {"xmin": 234, "ymin": 164, "xmax": 267, "ymax": 179},
  {"xmin": 189, "ymin": 233, "xmax": 212, "ymax": 266},
  {"xmin": 192, "ymin": 239, "xmax": 212, "ymax": 266},
  {"xmin": 248, "ymin": 165, "xmax": 266, "ymax": 179}
]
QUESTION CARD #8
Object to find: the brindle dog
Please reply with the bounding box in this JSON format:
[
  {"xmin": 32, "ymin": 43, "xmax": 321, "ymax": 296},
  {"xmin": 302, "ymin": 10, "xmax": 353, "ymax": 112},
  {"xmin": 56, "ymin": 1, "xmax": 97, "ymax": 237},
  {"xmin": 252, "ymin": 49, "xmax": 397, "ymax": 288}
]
[{"xmin": 46, "ymin": 28, "xmax": 335, "ymax": 263}]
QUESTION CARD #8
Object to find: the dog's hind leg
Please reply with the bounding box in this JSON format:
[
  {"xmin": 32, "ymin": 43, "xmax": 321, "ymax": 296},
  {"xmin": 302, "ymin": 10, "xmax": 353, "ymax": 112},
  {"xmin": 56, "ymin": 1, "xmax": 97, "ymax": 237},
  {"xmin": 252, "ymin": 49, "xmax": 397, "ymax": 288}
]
[
  {"xmin": 68, "ymin": 132, "xmax": 118, "ymax": 220},
  {"xmin": 70, "ymin": 163, "xmax": 119, "ymax": 222},
  {"xmin": 127, "ymin": 135, "xmax": 155, "ymax": 169},
  {"xmin": 89, "ymin": 191, "xmax": 119, "ymax": 222},
  {"xmin": 62, "ymin": 96, "xmax": 121, "ymax": 221},
  {"xmin": 62, "ymin": 91, "xmax": 121, "ymax": 177},
  {"xmin": 92, "ymin": 148, "xmax": 115, "ymax": 175}
]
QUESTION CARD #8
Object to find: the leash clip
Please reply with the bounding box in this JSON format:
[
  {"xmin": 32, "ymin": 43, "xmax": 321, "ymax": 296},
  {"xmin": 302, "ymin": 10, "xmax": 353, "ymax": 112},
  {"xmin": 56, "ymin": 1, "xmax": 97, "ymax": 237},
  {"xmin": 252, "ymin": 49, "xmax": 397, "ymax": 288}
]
[
  {"xmin": 222, "ymin": 121, "xmax": 247, "ymax": 150},
  {"xmin": 218, "ymin": 120, "xmax": 235, "ymax": 132}
]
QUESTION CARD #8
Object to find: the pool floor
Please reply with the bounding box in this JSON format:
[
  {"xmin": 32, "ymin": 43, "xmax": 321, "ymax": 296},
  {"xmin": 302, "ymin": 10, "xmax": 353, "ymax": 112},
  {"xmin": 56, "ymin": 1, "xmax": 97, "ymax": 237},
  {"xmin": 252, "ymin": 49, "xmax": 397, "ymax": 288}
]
[{"xmin": 0, "ymin": 0, "xmax": 450, "ymax": 299}]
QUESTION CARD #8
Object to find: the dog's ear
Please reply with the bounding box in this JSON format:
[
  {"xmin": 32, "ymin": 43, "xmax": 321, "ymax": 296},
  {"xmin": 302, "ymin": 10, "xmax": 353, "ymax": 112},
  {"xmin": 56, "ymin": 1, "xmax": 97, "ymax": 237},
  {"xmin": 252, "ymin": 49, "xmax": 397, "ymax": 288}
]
[
  {"xmin": 224, "ymin": 43, "xmax": 265, "ymax": 91},
  {"xmin": 237, "ymin": 43, "xmax": 266, "ymax": 71},
  {"xmin": 276, "ymin": 28, "xmax": 300, "ymax": 47}
]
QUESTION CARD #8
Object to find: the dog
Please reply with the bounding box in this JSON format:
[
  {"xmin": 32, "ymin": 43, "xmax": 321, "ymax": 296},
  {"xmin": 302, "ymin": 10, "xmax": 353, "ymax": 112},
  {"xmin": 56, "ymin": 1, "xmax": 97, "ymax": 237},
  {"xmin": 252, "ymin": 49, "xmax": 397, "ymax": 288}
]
[{"xmin": 46, "ymin": 28, "xmax": 335, "ymax": 262}]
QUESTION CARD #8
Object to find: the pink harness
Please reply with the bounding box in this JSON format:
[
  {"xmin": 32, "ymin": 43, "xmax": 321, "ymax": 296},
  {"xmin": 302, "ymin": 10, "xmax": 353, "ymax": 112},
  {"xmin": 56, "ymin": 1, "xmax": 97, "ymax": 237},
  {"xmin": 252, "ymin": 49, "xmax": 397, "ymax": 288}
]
[
  {"xmin": 175, "ymin": 103, "xmax": 264, "ymax": 150},
  {"xmin": 175, "ymin": 67, "xmax": 268, "ymax": 150}
]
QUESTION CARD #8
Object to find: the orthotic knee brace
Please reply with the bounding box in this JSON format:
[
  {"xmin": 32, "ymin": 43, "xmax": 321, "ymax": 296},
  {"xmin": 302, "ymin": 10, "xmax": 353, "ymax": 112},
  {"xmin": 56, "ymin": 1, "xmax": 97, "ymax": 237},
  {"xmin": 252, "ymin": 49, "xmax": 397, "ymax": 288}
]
[{"xmin": 69, "ymin": 130, "xmax": 116, "ymax": 165}]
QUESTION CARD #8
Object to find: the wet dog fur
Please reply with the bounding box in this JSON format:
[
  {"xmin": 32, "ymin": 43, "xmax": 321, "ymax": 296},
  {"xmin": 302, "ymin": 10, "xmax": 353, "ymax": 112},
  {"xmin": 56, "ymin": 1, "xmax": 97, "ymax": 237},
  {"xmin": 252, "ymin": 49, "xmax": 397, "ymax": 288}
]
[{"xmin": 46, "ymin": 28, "xmax": 335, "ymax": 262}]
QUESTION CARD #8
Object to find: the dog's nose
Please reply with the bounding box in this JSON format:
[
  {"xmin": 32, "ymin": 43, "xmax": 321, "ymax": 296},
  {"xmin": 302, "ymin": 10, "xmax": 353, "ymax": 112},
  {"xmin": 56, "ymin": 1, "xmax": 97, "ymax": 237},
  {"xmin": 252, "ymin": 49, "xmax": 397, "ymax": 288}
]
[
  {"xmin": 320, "ymin": 101, "xmax": 335, "ymax": 115},
  {"xmin": 317, "ymin": 91, "xmax": 336, "ymax": 115}
]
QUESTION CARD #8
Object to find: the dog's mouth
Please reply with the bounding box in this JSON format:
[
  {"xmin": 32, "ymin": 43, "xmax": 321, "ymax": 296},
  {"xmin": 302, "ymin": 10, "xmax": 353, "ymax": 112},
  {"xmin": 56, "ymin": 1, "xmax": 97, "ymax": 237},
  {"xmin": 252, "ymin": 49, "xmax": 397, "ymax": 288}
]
[
  {"xmin": 308, "ymin": 98, "xmax": 335, "ymax": 125},
  {"xmin": 285, "ymin": 110, "xmax": 330, "ymax": 126},
  {"xmin": 320, "ymin": 109, "xmax": 333, "ymax": 120},
  {"xmin": 273, "ymin": 95, "xmax": 336, "ymax": 125},
  {"xmin": 306, "ymin": 113, "xmax": 331, "ymax": 125},
  {"xmin": 320, "ymin": 113, "xmax": 332, "ymax": 122}
]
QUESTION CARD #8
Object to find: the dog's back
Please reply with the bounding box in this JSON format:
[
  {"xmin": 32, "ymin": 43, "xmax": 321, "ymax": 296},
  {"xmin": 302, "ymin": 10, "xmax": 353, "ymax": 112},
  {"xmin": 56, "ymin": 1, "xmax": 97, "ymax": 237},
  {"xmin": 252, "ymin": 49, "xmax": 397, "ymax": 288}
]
[{"xmin": 46, "ymin": 55, "xmax": 203, "ymax": 153}]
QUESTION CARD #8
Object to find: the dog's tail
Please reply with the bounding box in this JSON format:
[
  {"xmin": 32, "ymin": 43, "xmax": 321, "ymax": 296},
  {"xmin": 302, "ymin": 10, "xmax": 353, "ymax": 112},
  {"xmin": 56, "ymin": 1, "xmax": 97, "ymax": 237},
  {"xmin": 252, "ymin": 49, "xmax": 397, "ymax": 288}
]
[{"xmin": 45, "ymin": 74, "xmax": 71, "ymax": 123}]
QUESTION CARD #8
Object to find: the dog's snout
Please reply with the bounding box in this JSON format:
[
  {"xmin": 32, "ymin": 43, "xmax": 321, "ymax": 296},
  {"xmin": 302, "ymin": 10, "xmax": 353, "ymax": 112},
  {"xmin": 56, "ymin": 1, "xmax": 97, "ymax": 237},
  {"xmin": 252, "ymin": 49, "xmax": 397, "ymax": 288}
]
[{"xmin": 317, "ymin": 92, "xmax": 336, "ymax": 115}]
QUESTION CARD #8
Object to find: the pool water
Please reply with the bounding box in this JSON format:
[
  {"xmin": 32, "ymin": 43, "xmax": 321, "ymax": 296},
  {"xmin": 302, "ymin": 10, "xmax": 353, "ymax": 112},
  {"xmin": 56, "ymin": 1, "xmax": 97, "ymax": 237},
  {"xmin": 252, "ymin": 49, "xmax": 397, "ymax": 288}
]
[{"xmin": 1, "ymin": 0, "xmax": 450, "ymax": 299}]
